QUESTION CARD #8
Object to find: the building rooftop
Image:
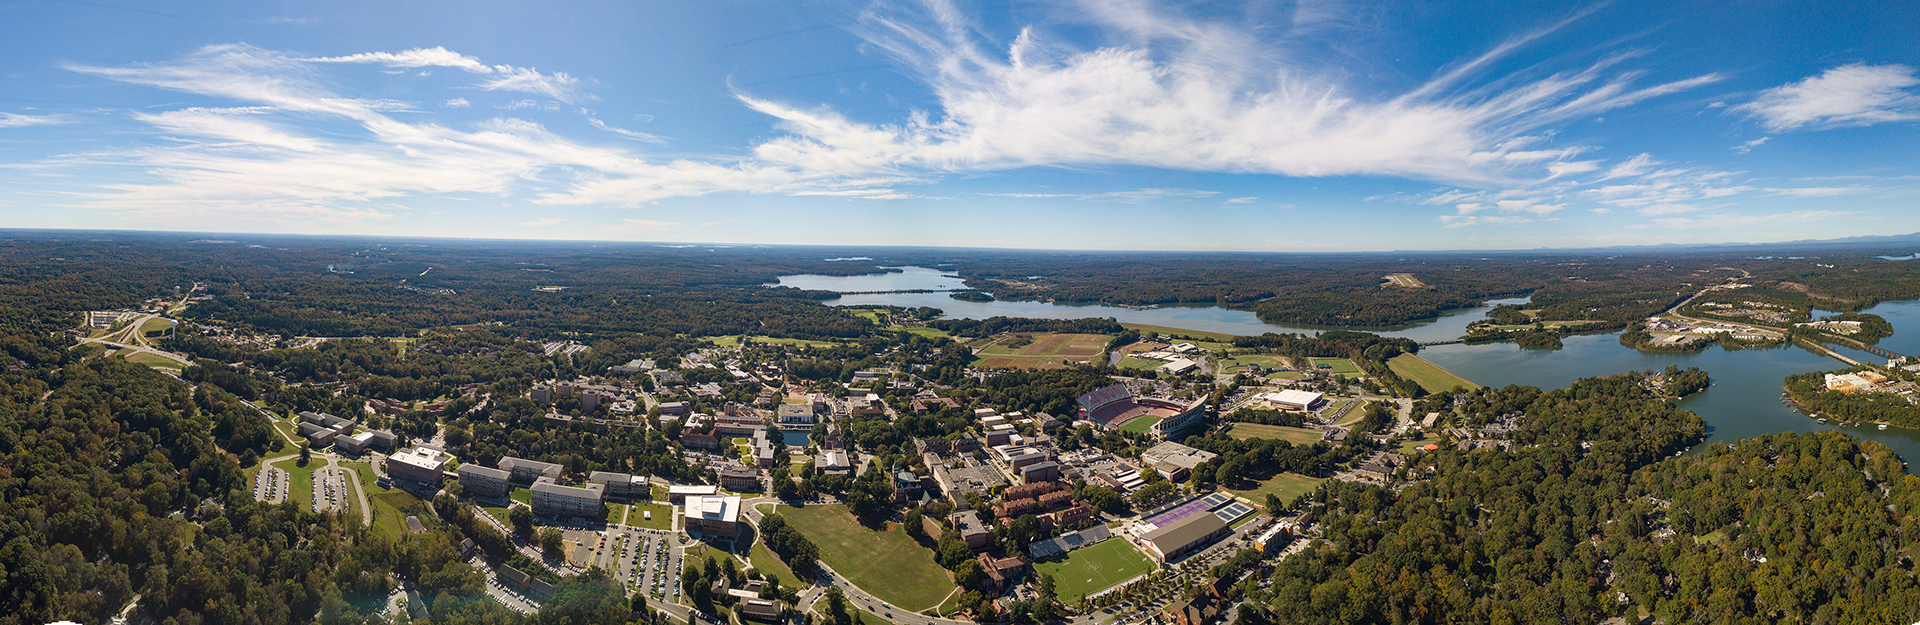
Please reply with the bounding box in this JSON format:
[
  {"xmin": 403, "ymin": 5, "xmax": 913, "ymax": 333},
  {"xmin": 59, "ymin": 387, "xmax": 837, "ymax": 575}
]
[
  {"xmin": 389, "ymin": 446, "xmax": 451, "ymax": 471},
  {"xmin": 1141, "ymin": 441, "xmax": 1220, "ymax": 471},
  {"xmin": 1141, "ymin": 510, "xmax": 1229, "ymax": 556},
  {"xmin": 686, "ymin": 495, "xmax": 741, "ymax": 524}
]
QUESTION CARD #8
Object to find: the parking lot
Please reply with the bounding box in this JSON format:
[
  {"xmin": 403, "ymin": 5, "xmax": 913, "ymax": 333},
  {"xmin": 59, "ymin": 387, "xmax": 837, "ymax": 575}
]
[
  {"xmin": 312, "ymin": 468, "xmax": 349, "ymax": 513},
  {"xmin": 252, "ymin": 466, "xmax": 289, "ymax": 503}
]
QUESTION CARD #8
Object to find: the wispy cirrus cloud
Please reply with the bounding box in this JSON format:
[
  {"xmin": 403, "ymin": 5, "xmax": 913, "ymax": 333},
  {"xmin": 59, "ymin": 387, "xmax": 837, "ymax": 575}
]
[
  {"xmin": 0, "ymin": 112, "xmax": 65, "ymax": 128},
  {"xmin": 519, "ymin": 217, "xmax": 566, "ymax": 227},
  {"xmin": 304, "ymin": 45, "xmax": 591, "ymax": 103},
  {"xmin": 1735, "ymin": 63, "xmax": 1920, "ymax": 132}
]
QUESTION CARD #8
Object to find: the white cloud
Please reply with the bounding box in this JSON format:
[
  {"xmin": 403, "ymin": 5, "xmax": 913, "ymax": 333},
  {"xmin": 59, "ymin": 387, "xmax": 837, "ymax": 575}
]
[
  {"xmin": 305, "ymin": 46, "xmax": 591, "ymax": 103},
  {"xmin": 1731, "ymin": 136, "xmax": 1768, "ymax": 154},
  {"xmin": 445, "ymin": 98, "xmax": 470, "ymax": 108},
  {"xmin": 501, "ymin": 100, "xmax": 560, "ymax": 111},
  {"xmin": 1765, "ymin": 186, "xmax": 1867, "ymax": 198},
  {"xmin": 519, "ymin": 217, "xmax": 565, "ymax": 227},
  {"xmin": 587, "ymin": 118, "xmax": 666, "ymax": 143},
  {"xmin": 1735, "ymin": 64, "xmax": 1920, "ymax": 131},
  {"xmin": 1225, "ymin": 196, "xmax": 1258, "ymax": 204},
  {"xmin": 0, "ymin": 112, "xmax": 64, "ymax": 128},
  {"xmin": 1439, "ymin": 214, "xmax": 1530, "ymax": 228},
  {"xmin": 729, "ymin": 0, "xmax": 1717, "ymax": 185}
]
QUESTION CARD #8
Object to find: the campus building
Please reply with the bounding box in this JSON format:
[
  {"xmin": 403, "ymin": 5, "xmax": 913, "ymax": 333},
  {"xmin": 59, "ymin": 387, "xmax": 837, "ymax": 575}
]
[
  {"xmin": 1136, "ymin": 512, "xmax": 1231, "ymax": 563},
  {"xmin": 498, "ymin": 456, "xmax": 562, "ymax": 483},
  {"xmin": 458, "ymin": 464, "xmax": 512, "ymax": 498},
  {"xmin": 588, "ymin": 470, "xmax": 648, "ymax": 500},
  {"xmin": 683, "ymin": 495, "xmax": 742, "ymax": 538},
  {"xmin": 387, "ymin": 446, "xmax": 452, "ymax": 485},
  {"xmin": 530, "ymin": 477, "xmax": 606, "ymax": 518}
]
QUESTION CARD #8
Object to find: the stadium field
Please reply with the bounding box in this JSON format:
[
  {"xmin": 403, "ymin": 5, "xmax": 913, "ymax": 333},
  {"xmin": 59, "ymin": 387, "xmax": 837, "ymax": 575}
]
[
  {"xmin": 1032, "ymin": 538, "xmax": 1153, "ymax": 604},
  {"xmin": 1118, "ymin": 415, "xmax": 1161, "ymax": 434}
]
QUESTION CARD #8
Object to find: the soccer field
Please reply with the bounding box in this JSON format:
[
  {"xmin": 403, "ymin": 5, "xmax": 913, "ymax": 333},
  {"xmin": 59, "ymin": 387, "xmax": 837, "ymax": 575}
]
[
  {"xmin": 1032, "ymin": 538, "xmax": 1153, "ymax": 603},
  {"xmin": 1311, "ymin": 357, "xmax": 1361, "ymax": 374}
]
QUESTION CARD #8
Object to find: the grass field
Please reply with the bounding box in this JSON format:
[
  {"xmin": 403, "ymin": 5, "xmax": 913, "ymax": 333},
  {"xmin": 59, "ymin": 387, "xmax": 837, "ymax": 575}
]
[
  {"xmin": 1116, "ymin": 356, "xmax": 1163, "ymax": 370},
  {"xmin": 1118, "ymin": 416, "xmax": 1161, "ymax": 434},
  {"xmin": 629, "ymin": 502, "xmax": 673, "ymax": 530},
  {"xmin": 1031, "ymin": 538, "xmax": 1153, "ymax": 604},
  {"xmin": 1117, "ymin": 323, "xmax": 1240, "ymax": 342},
  {"xmin": 1225, "ymin": 473, "xmax": 1327, "ymax": 508},
  {"xmin": 271, "ymin": 456, "xmax": 322, "ymax": 508},
  {"xmin": 774, "ymin": 504, "xmax": 954, "ymax": 610},
  {"xmin": 1227, "ymin": 423, "xmax": 1323, "ymax": 445},
  {"xmin": 1310, "ymin": 357, "xmax": 1361, "ymax": 375},
  {"xmin": 367, "ymin": 491, "xmax": 424, "ymax": 538},
  {"xmin": 710, "ymin": 335, "xmax": 845, "ymax": 349},
  {"xmin": 123, "ymin": 352, "xmax": 180, "ymax": 368},
  {"xmin": 750, "ymin": 540, "xmax": 806, "ymax": 590},
  {"xmin": 1387, "ymin": 353, "xmax": 1479, "ymax": 393},
  {"xmin": 509, "ymin": 488, "xmax": 530, "ymax": 506},
  {"xmin": 973, "ymin": 333, "xmax": 1109, "ymax": 369},
  {"xmin": 1265, "ymin": 371, "xmax": 1306, "ymax": 380},
  {"xmin": 482, "ymin": 505, "xmax": 513, "ymax": 528},
  {"xmin": 902, "ymin": 326, "xmax": 951, "ymax": 339},
  {"xmin": 138, "ymin": 317, "xmax": 175, "ymax": 337},
  {"xmin": 1218, "ymin": 354, "xmax": 1287, "ymax": 372}
]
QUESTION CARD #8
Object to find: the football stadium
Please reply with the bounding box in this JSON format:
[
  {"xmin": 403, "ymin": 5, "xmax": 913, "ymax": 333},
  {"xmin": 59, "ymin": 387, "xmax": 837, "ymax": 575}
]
[{"xmin": 1076, "ymin": 384, "xmax": 1209, "ymax": 441}]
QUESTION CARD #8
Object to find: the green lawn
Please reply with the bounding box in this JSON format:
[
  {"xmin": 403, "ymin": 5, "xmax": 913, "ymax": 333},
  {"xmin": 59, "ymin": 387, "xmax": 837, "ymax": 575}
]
[
  {"xmin": 367, "ymin": 491, "xmax": 425, "ymax": 539},
  {"xmin": 601, "ymin": 502, "xmax": 630, "ymax": 524},
  {"xmin": 814, "ymin": 603, "xmax": 890, "ymax": 625},
  {"xmin": 750, "ymin": 540, "xmax": 806, "ymax": 590},
  {"xmin": 773, "ymin": 504, "xmax": 955, "ymax": 611},
  {"xmin": 1225, "ymin": 473, "xmax": 1328, "ymax": 508},
  {"xmin": 509, "ymin": 488, "xmax": 531, "ymax": 506},
  {"xmin": 1310, "ymin": 357, "xmax": 1361, "ymax": 375},
  {"xmin": 1218, "ymin": 354, "xmax": 1286, "ymax": 372},
  {"xmin": 123, "ymin": 351, "xmax": 181, "ymax": 368},
  {"xmin": 629, "ymin": 502, "xmax": 673, "ymax": 530},
  {"xmin": 1387, "ymin": 353, "xmax": 1479, "ymax": 393},
  {"xmin": 1031, "ymin": 538, "xmax": 1153, "ymax": 604},
  {"xmin": 1117, "ymin": 357, "xmax": 1163, "ymax": 370},
  {"xmin": 1227, "ymin": 423, "xmax": 1323, "ymax": 445},
  {"xmin": 483, "ymin": 505, "xmax": 513, "ymax": 528},
  {"xmin": 271, "ymin": 456, "xmax": 323, "ymax": 508},
  {"xmin": 902, "ymin": 327, "xmax": 951, "ymax": 339},
  {"xmin": 137, "ymin": 317, "xmax": 175, "ymax": 337},
  {"xmin": 1265, "ymin": 371, "xmax": 1306, "ymax": 381}
]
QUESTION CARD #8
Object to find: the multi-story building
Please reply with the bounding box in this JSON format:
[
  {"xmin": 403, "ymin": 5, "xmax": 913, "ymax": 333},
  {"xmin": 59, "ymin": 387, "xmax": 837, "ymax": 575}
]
[
  {"xmin": 588, "ymin": 470, "xmax": 647, "ymax": 500},
  {"xmin": 683, "ymin": 495, "xmax": 742, "ymax": 538},
  {"xmin": 458, "ymin": 464, "xmax": 512, "ymax": 498},
  {"xmin": 387, "ymin": 446, "xmax": 452, "ymax": 485},
  {"xmin": 530, "ymin": 477, "xmax": 605, "ymax": 518},
  {"xmin": 498, "ymin": 456, "xmax": 562, "ymax": 483}
]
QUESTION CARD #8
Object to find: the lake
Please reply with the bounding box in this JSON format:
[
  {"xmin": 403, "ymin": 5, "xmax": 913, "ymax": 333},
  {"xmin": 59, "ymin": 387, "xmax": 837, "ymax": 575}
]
[
  {"xmin": 777, "ymin": 267, "xmax": 1920, "ymax": 467},
  {"xmin": 772, "ymin": 266, "xmax": 1521, "ymax": 343}
]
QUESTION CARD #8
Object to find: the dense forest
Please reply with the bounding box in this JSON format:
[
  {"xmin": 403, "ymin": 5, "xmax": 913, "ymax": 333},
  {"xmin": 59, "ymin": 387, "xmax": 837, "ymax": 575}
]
[{"xmin": 1247, "ymin": 374, "xmax": 1920, "ymax": 624}]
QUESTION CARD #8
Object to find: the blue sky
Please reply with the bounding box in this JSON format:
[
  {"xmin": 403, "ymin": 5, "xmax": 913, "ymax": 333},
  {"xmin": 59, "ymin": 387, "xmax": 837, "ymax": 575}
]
[{"xmin": 1, "ymin": 0, "xmax": 1916, "ymax": 251}]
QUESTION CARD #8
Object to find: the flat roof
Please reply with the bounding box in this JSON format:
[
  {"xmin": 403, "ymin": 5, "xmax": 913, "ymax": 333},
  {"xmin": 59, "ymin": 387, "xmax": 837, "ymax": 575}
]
[
  {"xmin": 1141, "ymin": 511, "xmax": 1228, "ymax": 555},
  {"xmin": 1141, "ymin": 441, "xmax": 1219, "ymax": 470},
  {"xmin": 686, "ymin": 495, "xmax": 740, "ymax": 523},
  {"xmin": 499, "ymin": 456, "xmax": 561, "ymax": 472},
  {"xmin": 389, "ymin": 447, "xmax": 450, "ymax": 471},
  {"xmin": 532, "ymin": 479, "xmax": 604, "ymax": 497},
  {"xmin": 669, "ymin": 484, "xmax": 719, "ymax": 495}
]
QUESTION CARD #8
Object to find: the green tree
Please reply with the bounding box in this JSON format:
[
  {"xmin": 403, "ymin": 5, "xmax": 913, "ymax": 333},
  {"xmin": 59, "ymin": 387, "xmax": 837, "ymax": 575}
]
[
  {"xmin": 538, "ymin": 527, "xmax": 564, "ymax": 555},
  {"xmin": 511, "ymin": 505, "xmax": 535, "ymax": 536}
]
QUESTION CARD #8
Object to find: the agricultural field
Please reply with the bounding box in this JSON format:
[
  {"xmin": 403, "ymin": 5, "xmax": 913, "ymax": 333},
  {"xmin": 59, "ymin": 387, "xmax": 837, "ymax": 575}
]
[
  {"xmin": 1225, "ymin": 473, "xmax": 1328, "ymax": 507},
  {"xmin": 773, "ymin": 504, "xmax": 955, "ymax": 611},
  {"xmin": 1226, "ymin": 423, "xmax": 1323, "ymax": 445},
  {"xmin": 1387, "ymin": 353, "xmax": 1479, "ymax": 394},
  {"xmin": 1031, "ymin": 538, "xmax": 1153, "ymax": 604},
  {"xmin": 973, "ymin": 333, "xmax": 1109, "ymax": 370}
]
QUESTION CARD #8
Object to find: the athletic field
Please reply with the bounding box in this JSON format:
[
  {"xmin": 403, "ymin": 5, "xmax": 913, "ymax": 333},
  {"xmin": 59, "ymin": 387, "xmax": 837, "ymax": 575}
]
[
  {"xmin": 974, "ymin": 333, "xmax": 1109, "ymax": 369},
  {"xmin": 1226, "ymin": 423, "xmax": 1322, "ymax": 445},
  {"xmin": 1031, "ymin": 538, "xmax": 1152, "ymax": 603},
  {"xmin": 1118, "ymin": 416, "xmax": 1162, "ymax": 434}
]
